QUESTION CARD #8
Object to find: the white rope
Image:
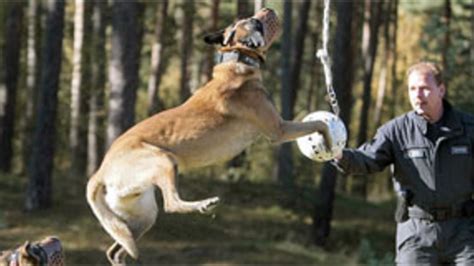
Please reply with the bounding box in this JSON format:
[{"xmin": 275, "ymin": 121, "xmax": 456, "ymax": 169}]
[{"xmin": 316, "ymin": 0, "xmax": 340, "ymax": 116}]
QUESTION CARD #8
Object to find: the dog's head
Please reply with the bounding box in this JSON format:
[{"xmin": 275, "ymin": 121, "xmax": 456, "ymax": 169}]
[
  {"xmin": 204, "ymin": 8, "xmax": 280, "ymax": 61},
  {"xmin": 0, "ymin": 237, "xmax": 64, "ymax": 266}
]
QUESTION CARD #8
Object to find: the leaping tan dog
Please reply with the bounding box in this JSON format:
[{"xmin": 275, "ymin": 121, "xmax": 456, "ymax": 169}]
[{"xmin": 86, "ymin": 8, "xmax": 331, "ymax": 265}]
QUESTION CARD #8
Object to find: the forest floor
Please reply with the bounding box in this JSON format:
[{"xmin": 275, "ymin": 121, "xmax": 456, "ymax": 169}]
[{"xmin": 0, "ymin": 172, "xmax": 396, "ymax": 265}]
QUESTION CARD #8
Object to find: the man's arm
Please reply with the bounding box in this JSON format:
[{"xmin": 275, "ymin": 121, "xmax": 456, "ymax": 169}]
[{"xmin": 332, "ymin": 127, "xmax": 394, "ymax": 175}]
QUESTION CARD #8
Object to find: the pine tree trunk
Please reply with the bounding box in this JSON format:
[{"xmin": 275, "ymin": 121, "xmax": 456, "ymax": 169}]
[
  {"xmin": 313, "ymin": 163, "xmax": 338, "ymax": 246},
  {"xmin": 312, "ymin": 0, "xmax": 354, "ymax": 246},
  {"xmin": 254, "ymin": 0, "xmax": 265, "ymax": 13},
  {"xmin": 306, "ymin": 1, "xmax": 322, "ymax": 112},
  {"xmin": 22, "ymin": 0, "xmax": 41, "ymax": 173},
  {"xmin": 26, "ymin": 0, "xmax": 65, "ymax": 211},
  {"xmin": 87, "ymin": 0, "xmax": 107, "ymax": 176},
  {"xmin": 237, "ymin": 0, "xmax": 251, "ymax": 18},
  {"xmin": 356, "ymin": 0, "xmax": 383, "ymax": 199},
  {"xmin": 106, "ymin": 0, "xmax": 143, "ymax": 148},
  {"xmin": 147, "ymin": 0, "xmax": 168, "ymax": 116},
  {"xmin": 357, "ymin": 0, "xmax": 382, "ymax": 147},
  {"xmin": 289, "ymin": 0, "xmax": 311, "ymax": 108},
  {"xmin": 0, "ymin": 2, "xmax": 23, "ymax": 173},
  {"xmin": 203, "ymin": 0, "xmax": 219, "ymax": 82},
  {"xmin": 373, "ymin": 1, "xmax": 393, "ymax": 128},
  {"xmin": 276, "ymin": 0, "xmax": 311, "ymax": 199},
  {"xmin": 226, "ymin": 0, "xmax": 255, "ymax": 174},
  {"xmin": 70, "ymin": 0, "xmax": 88, "ymax": 177},
  {"xmin": 179, "ymin": 1, "xmax": 194, "ymax": 102},
  {"xmin": 275, "ymin": 0, "xmax": 294, "ymax": 192}
]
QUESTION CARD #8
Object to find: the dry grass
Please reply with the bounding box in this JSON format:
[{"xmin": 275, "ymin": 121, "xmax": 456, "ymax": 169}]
[{"xmin": 0, "ymin": 173, "xmax": 395, "ymax": 265}]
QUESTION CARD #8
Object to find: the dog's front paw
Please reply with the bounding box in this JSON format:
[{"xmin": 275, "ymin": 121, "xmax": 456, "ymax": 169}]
[{"xmin": 197, "ymin": 197, "xmax": 220, "ymax": 213}]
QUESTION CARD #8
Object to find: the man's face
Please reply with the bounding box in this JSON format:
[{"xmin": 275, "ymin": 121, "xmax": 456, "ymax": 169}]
[{"xmin": 408, "ymin": 71, "xmax": 445, "ymax": 122}]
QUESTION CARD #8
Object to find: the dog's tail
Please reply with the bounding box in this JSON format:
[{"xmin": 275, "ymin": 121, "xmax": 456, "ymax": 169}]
[{"xmin": 86, "ymin": 174, "xmax": 139, "ymax": 260}]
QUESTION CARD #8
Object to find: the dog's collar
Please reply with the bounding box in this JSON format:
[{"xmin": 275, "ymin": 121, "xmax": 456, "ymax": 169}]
[{"xmin": 218, "ymin": 51, "xmax": 262, "ymax": 68}]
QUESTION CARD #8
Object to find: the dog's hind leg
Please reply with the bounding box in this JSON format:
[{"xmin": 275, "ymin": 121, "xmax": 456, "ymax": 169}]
[
  {"xmin": 105, "ymin": 187, "xmax": 158, "ymax": 265},
  {"xmin": 151, "ymin": 152, "xmax": 219, "ymax": 214},
  {"xmin": 107, "ymin": 242, "xmax": 126, "ymax": 265}
]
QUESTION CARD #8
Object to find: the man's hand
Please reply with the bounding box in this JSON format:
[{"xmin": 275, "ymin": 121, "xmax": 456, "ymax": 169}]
[{"xmin": 333, "ymin": 149, "xmax": 343, "ymax": 160}]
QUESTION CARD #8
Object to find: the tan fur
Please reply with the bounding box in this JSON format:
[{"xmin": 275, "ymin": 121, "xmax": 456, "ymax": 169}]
[
  {"xmin": 86, "ymin": 15, "xmax": 329, "ymax": 265},
  {"xmin": 0, "ymin": 242, "xmax": 36, "ymax": 266}
]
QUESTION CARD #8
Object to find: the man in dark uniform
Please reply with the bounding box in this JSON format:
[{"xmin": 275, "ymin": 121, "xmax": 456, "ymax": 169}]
[{"xmin": 332, "ymin": 61, "xmax": 474, "ymax": 264}]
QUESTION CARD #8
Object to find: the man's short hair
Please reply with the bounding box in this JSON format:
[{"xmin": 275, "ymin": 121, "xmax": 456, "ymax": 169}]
[{"xmin": 407, "ymin": 61, "xmax": 444, "ymax": 85}]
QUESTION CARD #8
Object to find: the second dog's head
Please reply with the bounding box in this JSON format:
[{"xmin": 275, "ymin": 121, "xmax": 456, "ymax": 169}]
[
  {"xmin": 0, "ymin": 237, "xmax": 64, "ymax": 266},
  {"xmin": 204, "ymin": 8, "xmax": 281, "ymax": 62}
]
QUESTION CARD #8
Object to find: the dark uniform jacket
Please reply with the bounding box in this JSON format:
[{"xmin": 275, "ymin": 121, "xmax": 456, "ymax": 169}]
[{"xmin": 335, "ymin": 100, "xmax": 474, "ymax": 212}]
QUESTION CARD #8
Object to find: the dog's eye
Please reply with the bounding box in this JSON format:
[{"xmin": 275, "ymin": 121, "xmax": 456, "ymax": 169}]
[{"xmin": 250, "ymin": 18, "xmax": 264, "ymax": 34}]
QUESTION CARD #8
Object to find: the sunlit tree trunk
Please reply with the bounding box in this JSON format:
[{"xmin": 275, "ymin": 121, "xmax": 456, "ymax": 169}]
[
  {"xmin": 312, "ymin": 0, "xmax": 355, "ymax": 247},
  {"xmin": 26, "ymin": 0, "xmax": 65, "ymax": 211},
  {"xmin": 0, "ymin": 2, "xmax": 24, "ymax": 173},
  {"xmin": 106, "ymin": 0, "xmax": 143, "ymax": 147},
  {"xmin": 147, "ymin": 0, "xmax": 168, "ymax": 116},
  {"xmin": 70, "ymin": 0, "xmax": 88, "ymax": 176},
  {"xmin": 254, "ymin": 0, "xmax": 265, "ymax": 13},
  {"xmin": 87, "ymin": 0, "xmax": 107, "ymax": 176},
  {"xmin": 374, "ymin": 67, "xmax": 387, "ymax": 127}
]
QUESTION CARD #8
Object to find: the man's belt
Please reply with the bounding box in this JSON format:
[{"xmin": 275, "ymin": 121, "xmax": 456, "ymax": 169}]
[{"xmin": 408, "ymin": 201, "xmax": 474, "ymax": 221}]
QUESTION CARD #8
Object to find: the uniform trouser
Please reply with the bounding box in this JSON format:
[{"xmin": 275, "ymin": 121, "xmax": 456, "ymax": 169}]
[{"xmin": 396, "ymin": 217, "xmax": 474, "ymax": 265}]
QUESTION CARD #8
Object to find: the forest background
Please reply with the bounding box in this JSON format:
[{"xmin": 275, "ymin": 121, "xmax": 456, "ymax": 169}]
[{"xmin": 0, "ymin": 0, "xmax": 473, "ymax": 264}]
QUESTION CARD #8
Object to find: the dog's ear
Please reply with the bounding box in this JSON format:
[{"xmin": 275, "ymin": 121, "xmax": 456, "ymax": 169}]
[
  {"xmin": 18, "ymin": 241, "xmax": 40, "ymax": 265},
  {"xmin": 203, "ymin": 30, "xmax": 225, "ymax": 45},
  {"xmin": 19, "ymin": 241, "xmax": 31, "ymax": 257}
]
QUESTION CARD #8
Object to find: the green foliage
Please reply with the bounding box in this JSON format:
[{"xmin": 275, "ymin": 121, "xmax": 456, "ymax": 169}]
[{"xmin": 414, "ymin": 1, "xmax": 473, "ymax": 113}]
